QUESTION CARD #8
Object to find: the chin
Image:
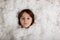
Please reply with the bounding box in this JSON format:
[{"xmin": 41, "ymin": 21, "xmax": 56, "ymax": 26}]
[{"xmin": 24, "ymin": 26, "xmax": 29, "ymax": 28}]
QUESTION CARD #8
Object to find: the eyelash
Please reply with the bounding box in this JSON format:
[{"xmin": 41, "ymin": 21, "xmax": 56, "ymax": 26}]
[{"xmin": 27, "ymin": 18, "xmax": 30, "ymax": 19}]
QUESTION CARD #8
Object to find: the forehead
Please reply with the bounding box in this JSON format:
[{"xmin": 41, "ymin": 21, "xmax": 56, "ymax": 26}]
[{"xmin": 22, "ymin": 12, "xmax": 31, "ymax": 17}]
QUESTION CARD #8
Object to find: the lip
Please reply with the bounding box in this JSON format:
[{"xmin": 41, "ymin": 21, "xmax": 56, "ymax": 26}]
[{"xmin": 24, "ymin": 23, "xmax": 27, "ymax": 24}]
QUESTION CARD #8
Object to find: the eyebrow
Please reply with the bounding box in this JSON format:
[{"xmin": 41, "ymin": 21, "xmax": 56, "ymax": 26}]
[{"xmin": 21, "ymin": 15, "xmax": 31, "ymax": 17}]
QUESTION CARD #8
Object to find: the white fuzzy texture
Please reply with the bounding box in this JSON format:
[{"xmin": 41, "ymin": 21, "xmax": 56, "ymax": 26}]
[{"xmin": 12, "ymin": 23, "xmax": 41, "ymax": 40}]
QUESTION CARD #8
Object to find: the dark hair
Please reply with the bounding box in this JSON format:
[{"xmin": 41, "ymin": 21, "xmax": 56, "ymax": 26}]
[{"xmin": 18, "ymin": 9, "xmax": 34, "ymax": 28}]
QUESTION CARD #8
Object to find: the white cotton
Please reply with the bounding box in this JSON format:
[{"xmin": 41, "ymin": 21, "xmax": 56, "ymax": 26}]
[{"xmin": 12, "ymin": 23, "xmax": 41, "ymax": 40}]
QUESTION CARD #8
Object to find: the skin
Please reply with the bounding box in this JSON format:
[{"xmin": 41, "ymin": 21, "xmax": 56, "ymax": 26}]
[{"xmin": 20, "ymin": 12, "xmax": 32, "ymax": 29}]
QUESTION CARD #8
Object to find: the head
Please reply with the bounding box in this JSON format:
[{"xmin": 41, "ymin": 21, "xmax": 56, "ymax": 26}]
[{"xmin": 18, "ymin": 9, "xmax": 34, "ymax": 29}]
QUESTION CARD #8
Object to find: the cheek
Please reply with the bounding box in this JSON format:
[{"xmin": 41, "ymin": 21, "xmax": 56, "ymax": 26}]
[
  {"xmin": 20, "ymin": 19, "xmax": 24, "ymax": 24},
  {"xmin": 28, "ymin": 19, "xmax": 32, "ymax": 24}
]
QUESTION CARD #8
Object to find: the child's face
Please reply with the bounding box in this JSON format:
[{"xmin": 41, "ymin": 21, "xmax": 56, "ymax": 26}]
[{"xmin": 20, "ymin": 12, "xmax": 32, "ymax": 28}]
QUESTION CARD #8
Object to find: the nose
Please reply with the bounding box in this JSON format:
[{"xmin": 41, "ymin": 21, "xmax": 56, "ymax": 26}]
[{"xmin": 24, "ymin": 19, "xmax": 27, "ymax": 23}]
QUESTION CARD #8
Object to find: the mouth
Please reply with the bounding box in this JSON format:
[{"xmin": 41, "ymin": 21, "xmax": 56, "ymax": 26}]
[{"xmin": 24, "ymin": 23, "xmax": 27, "ymax": 24}]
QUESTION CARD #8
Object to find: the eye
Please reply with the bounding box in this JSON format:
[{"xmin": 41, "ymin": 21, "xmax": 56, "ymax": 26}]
[
  {"xmin": 27, "ymin": 18, "xmax": 30, "ymax": 20},
  {"xmin": 21, "ymin": 18, "xmax": 25, "ymax": 20}
]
